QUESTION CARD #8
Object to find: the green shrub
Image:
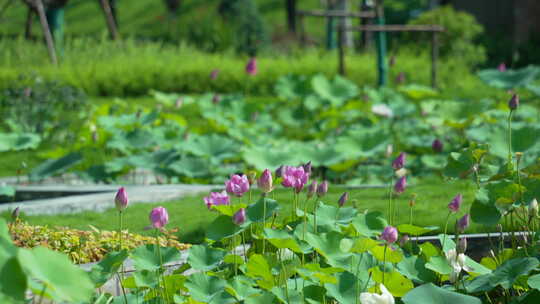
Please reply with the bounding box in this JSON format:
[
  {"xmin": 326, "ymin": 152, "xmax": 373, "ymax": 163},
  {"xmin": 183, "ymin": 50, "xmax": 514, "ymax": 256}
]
[{"xmin": 408, "ymin": 5, "xmax": 486, "ymax": 66}]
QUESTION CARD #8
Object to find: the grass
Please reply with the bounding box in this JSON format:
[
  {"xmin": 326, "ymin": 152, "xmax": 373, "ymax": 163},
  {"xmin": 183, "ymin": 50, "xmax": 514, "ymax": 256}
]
[{"xmin": 1, "ymin": 178, "xmax": 486, "ymax": 244}]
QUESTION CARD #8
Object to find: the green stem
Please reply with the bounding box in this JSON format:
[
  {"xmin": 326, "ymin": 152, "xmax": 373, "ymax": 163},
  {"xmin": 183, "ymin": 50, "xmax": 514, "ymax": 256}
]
[
  {"xmin": 387, "ymin": 177, "xmax": 394, "ymax": 225},
  {"xmin": 507, "ymin": 110, "xmax": 514, "ymax": 163},
  {"xmin": 155, "ymin": 229, "xmax": 168, "ymax": 303},
  {"xmin": 262, "ymin": 197, "xmax": 267, "ymax": 255},
  {"xmin": 409, "ymin": 205, "xmax": 413, "ymax": 225},
  {"xmin": 382, "ymin": 244, "xmax": 388, "ymax": 285},
  {"xmin": 441, "ymin": 212, "xmax": 451, "ymax": 251},
  {"xmin": 314, "ymin": 200, "xmax": 318, "ymax": 234}
]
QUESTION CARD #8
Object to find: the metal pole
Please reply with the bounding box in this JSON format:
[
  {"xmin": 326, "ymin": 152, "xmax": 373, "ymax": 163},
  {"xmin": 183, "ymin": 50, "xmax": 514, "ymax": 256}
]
[
  {"xmin": 35, "ymin": 0, "xmax": 58, "ymax": 65},
  {"xmin": 375, "ymin": 0, "xmax": 387, "ymax": 86},
  {"xmin": 431, "ymin": 31, "xmax": 439, "ymax": 88}
]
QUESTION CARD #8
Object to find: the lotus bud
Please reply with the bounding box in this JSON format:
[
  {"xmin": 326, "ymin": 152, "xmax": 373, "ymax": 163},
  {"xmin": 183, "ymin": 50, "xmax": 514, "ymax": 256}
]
[
  {"xmin": 395, "ymin": 168, "xmax": 407, "ymax": 178},
  {"xmin": 381, "ymin": 226, "xmax": 398, "ymax": 244},
  {"xmin": 225, "ymin": 174, "xmax": 250, "ymax": 197},
  {"xmin": 149, "ymin": 206, "xmax": 169, "ymax": 229},
  {"xmin": 409, "ymin": 193, "xmax": 417, "ymax": 207},
  {"xmin": 212, "ymin": 94, "xmax": 221, "ymax": 104},
  {"xmin": 247, "ymin": 171, "xmax": 257, "ymax": 185},
  {"xmin": 508, "ymin": 93, "xmax": 519, "ymax": 110},
  {"xmin": 209, "ymin": 69, "xmax": 220, "ymax": 80},
  {"xmin": 399, "ymin": 234, "xmax": 410, "ymax": 247},
  {"xmin": 303, "ymin": 161, "xmax": 312, "ymax": 175},
  {"xmin": 11, "ymin": 207, "xmax": 20, "ymax": 220},
  {"xmin": 175, "ymin": 98, "xmax": 183, "ymax": 108},
  {"xmin": 394, "ymin": 176, "xmax": 407, "ymax": 194},
  {"xmin": 396, "ymin": 72, "xmax": 406, "ymax": 84},
  {"xmin": 281, "ymin": 166, "xmax": 309, "ymax": 193},
  {"xmin": 114, "ymin": 187, "xmax": 129, "ymax": 211},
  {"xmin": 275, "ymin": 165, "xmax": 284, "ymax": 178},
  {"xmin": 432, "ymin": 139, "xmax": 443, "ymax": 153},
  {"xmin": 498, "ymin": 63, "xmax": 506, "ymax": 72},
  {"xmin": 448, "ymin": 194, "xmax": 463, "ymax": 213},
  {"xmin": 338, "ymin": 192, "xmax": 349, "ymax": 207},
  {"xmin": 307, "ymin": 181, "xmax": 318, "ymax": 199},
  {"xmin": 392, "ymin": 152, "xmax": 406, "ymax": 170},
  {"xmin": 457, "ymin": 214, "xmax": 470, "ymax": 233},
  {"xmin": 232, "ymin": 208, "xmax": 246, "ymax": 225},
  {"xmin": 257, "ymin": 169, "xmax": 273, "ymax": 193},
  {"xmin": 385, "ymin": 144, "xmax": 393, "ymax": 158},
  {"xmin": 317, "ymin": 180, "xmax": 329, "ymax": 197},
  {"xmin": 458, "ymin": 237, "xmax": 467, "ymax": 253},
  {"xmin": 529, "ymin": 198, "xmax": 539, "ymax": 218},
  {"xmin": 245, "ymin": 57, "xmax": 258, "ymax": 76}
]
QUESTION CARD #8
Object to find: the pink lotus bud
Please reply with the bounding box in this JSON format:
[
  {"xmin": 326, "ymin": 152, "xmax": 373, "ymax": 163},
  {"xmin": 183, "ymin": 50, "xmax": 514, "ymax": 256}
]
[
  {"xmin": 225, "ymin": 174, "xmax": 250, "ymax": 197},
  {"xmin": 303, "ymin": 161, "xmax": 312, "ymax": 175},
  {"xmin": 457, "ymin": 214, "xmax": 470, "ymax": 232},
  {"xmin": 317, "ymin": 180, "xmax": 329, "ymax": 197},
  {"xmin": 212, "ymin": 94, "xmax": 221, "ymax": 104},
  {"xmin": 498, "ymin": 63, "xmax": 506, "ymax": 72},
  {"xmin": 432, "ymin": 139, "xmax": 443, "ymax": 153},
  {"xmin": 246, "ymin": 57, "xmax": 258, "ymax": 76},
  {"xmin": 257, "ymin": 169, "xmax": 273, "ymax": 193},
  {"xmin": 149, "ymin": 206, "xmax": 169, "ymax": 228},
  {"xmin": 458, "ymin": 237, "xmax": 467, "ymax": 253},
  {"xmin": 275, "ymin": 165, "xmax": 284, "ymax": 178},
  {"xmin": 307, "ymin": 181, "xmax": 318, "ymax": 199},
  {"xmin": 399, "ymin": 234, "xmax": 410, "ymax": 247},
  {"xmin": 11, "ymin": 207, "xmax": 20, "ymax": 220},
  {"xmin": 448, "ymin": 194, "xmax": 463, "ymax": 213},
  {"xmin": 381, "ymin": 226, "xmax": 398, "ymax": 244},
  {"xmin": 396, "ymin": 72, "xmax": 406, "ymax": 84},
  {"xmin": 210, "ymin": 69, "xmax": 220, "ymax": 80},
  {"xmin": 508, "ymin": 94, "xmax": 519, "ymax": 110},
  {"xmin": 338, "ymin": 192, "xmax": 349, "ymax": 207},
  {"xmin": 232, "ymin": 208, "xmax": 246, "ymax": 225},
  {"xmin": 114, "ymin": 187, "xmax": 129, "ymax": 211},
  {"xmin": 394, "ymin": 176, "xmax": 407, "ymax": 194},
  {"xmin": 392, "ymin": 152, "xmax": 406, "ymax": 170},
  {"xmin": 203, "ymin": 191, "xmax": 230, "ymax": 209},
  {"xmin": 281, "ymin": 165, "xmax": 309, "ymax": 193}
]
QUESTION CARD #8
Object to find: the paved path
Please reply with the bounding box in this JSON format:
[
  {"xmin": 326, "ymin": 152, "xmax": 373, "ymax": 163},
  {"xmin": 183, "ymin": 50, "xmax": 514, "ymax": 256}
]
[{"xmin": 0, "ymin": 184, "xmax": 217, "ymax": 215}]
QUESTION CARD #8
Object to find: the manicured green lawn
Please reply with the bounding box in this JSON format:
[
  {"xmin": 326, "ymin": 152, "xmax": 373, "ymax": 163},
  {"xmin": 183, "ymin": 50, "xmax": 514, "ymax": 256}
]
[{"xmin": 2, "ymin": 178, "xmax": 485, "ymax": 244}]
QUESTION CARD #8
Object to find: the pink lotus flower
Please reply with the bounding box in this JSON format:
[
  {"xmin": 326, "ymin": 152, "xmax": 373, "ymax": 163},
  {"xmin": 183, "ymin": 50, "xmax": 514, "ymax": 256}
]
[
  {"xmin": 392, "ymin": 152, "xmax": 406, "ymax": 170},
  {"xmin": 307, "ymin": 181, "xmax": 318, "ymax": 198},
  {"xmin": 232, "ymin": 208, "xmax": 246, "ymax": 225},
  {"xmin": 226, "ymin": 174, "xmax": 250, "ymax": 197},
  {"xmin": 114, "ymin": 187, "xmax": 128, "ymax": 211},
  {"xmin": 246, "ymin": 57, "xmax": 258, "ymax": 76},
  {"xmin": 394, "ymin": 176, "xmax": 407, "ymax": 194},
  {"xmin": 498, "ymin": 63, "xmax": 506, "ymax": 72},
  {"xmin": 317, "ymin": 180, "xmax": 329, "ymax": 197},
  {"xmin": 204, "ymin": 191, "xmax": 230, "ymax": 209},
  {"xmin": 149, "ymin": 206, "xmax": 169, "ymax": 229},
  {"xmin": 457, "ymin": 214, "xmax": 470, "ymax": 232},
  {"xmin": 448, "ymin": 194, "xmax": 463, "ymax": 213},
  {"xmin": 381, "ymin": 226, "xmax": 398, "ymax": 244},
  {"xmin": 281, "ymin": 165, "xmax": 309, "ymax": 193},
  {"xmin": 257, "ymin": 169, "xmax": 273, "ymax": 193}
]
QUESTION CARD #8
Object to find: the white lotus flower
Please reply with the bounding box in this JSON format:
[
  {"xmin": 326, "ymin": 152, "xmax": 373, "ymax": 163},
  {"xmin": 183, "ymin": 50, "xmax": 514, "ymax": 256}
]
[
  {"xmin": 445, "ymin": 249, "xmax": 471, "ymax": 283},
  {"xmin": 371, "ymin": 104, "xmax": 394, "ymax": 118},
  {"xmin": 360, "ymin": 284, "xmax": 394, "ymax": 304}
]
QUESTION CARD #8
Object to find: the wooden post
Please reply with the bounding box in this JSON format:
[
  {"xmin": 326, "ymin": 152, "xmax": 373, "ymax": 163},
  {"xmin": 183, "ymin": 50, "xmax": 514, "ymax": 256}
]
[
  {"xmin": 338, "ymin": 25, "xmax": 346, "ymax": 76},
  {"xmin": 100, "ymin": 0, "xmax": 119, "ymax": 40},
  {"xmin": 25, "ymin": 7, "xmax": 34, "ymax": 40},
  {"xmin": 431, "ymin": 31, "xmax": 438, "ymax": 89},
  {"xmin": 34, "ymin": 0, "xmax": 58, "ymax": 65}
]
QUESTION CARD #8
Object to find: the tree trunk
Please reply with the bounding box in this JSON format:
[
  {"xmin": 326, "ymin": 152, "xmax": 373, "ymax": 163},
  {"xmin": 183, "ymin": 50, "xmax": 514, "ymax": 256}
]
[{"xmin": 285, "ymin": 0, "xmax": 296, "ymax": 33}]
